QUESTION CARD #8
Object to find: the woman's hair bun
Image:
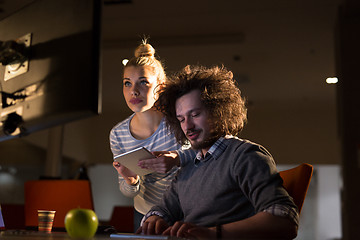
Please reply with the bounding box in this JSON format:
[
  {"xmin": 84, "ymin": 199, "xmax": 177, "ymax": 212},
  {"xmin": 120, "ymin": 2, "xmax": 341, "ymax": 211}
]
[{"xmin": 134, "ymin": 43, "xmax": 155, "ymax": 58}]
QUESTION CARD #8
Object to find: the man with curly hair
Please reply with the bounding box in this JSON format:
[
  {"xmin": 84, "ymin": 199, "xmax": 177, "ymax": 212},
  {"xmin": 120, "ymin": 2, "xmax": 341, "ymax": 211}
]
[{"xmin": 137, "ymin": 65, "xmax": 299, "ymax": 239}]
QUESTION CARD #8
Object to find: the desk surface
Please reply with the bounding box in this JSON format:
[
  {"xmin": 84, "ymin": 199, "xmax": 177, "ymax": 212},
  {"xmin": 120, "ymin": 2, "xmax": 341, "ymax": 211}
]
[
  {"xmin": 0, "ymin": 231, "xmax": 288, "ymax": 240},
  {"xmin": 0, "ymin": 231, "xmax": 182, "ymax": 240},
  {"xmin": 0, "ymin": 231, "xmax": 107, "ymax": 239}
]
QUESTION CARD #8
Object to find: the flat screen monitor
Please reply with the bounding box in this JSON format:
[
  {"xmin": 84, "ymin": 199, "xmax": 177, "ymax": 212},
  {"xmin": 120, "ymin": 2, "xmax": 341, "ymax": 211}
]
[{"xmin": 0, "ymin": 0, "xmax": 102, "ymax": 141}]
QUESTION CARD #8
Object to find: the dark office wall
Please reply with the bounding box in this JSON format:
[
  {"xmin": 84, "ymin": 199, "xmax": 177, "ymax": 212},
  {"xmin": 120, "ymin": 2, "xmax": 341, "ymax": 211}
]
[{"xmin": 336, "ymin": 3, "xmax": 360, "ymax": 240}]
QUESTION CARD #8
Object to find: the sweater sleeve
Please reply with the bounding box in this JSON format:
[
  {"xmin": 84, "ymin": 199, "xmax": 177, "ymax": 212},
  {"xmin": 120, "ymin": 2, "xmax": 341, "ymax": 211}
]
[
  {"xmin": 147, "ymin": 174, "xmax": 184, "ymax": 225},
  {"xmin": 233, "ymin": 143, "xmax": 299, "ymax": 218}
]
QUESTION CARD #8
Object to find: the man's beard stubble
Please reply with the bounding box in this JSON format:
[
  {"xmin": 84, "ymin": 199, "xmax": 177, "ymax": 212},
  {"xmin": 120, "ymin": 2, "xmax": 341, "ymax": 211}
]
[{"xmin": 190, "ymin": 131, "xmax": 219, "ymax": 151}]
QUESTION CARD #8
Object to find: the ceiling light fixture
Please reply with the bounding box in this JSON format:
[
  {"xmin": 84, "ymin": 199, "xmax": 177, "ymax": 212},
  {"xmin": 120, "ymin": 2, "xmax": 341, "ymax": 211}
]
[{"xmin": 326, "ymin": 77, "xmax": 338, "ymax": 84}]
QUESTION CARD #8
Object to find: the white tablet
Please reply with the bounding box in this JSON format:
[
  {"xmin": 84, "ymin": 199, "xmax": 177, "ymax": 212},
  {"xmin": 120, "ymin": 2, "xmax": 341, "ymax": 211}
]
[{"xmin": 114, "ymin": 147, "xmax": 155, "ymax": 176}]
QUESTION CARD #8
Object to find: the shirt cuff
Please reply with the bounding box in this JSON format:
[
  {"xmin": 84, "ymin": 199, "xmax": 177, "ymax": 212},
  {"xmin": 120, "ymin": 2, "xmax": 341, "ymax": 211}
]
[{"xmin": 263, "ymin": 204, "xmax": 299, "ymax": 227}]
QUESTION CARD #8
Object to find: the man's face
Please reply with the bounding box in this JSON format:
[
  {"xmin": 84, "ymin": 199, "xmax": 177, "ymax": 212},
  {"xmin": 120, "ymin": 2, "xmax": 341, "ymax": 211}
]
[{"xmin": 175, "ymin": 89, "xmax": 216, "ymax": 153}]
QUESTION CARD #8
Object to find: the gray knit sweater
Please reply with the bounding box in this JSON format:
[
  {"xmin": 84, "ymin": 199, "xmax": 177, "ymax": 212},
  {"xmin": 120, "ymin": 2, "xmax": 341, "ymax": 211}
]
[{"xmin": 150, "ymin": 137, "xmax": 298, "ymax": 227}]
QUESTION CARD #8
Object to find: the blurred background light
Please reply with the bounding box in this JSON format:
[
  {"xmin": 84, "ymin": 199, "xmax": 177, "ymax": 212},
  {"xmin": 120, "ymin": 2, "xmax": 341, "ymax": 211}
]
[
  {"xmin": 122, "ymin": 59, "xmax": 129, "ymax": 66},
  {"xmin": 326, "ymin": 77, "xmax": 338, "ymax": 84}
]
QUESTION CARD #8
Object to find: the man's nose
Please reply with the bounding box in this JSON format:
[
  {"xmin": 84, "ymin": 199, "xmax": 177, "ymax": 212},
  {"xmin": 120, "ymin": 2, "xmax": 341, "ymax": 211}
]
[{"xmin": 184, "ymin": 118, "xmax": 195, "ymax": 131}]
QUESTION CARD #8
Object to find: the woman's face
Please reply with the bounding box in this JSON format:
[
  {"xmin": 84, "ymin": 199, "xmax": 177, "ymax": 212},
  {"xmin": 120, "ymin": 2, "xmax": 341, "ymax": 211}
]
[{"xmin": 123, "ymin": 65, "xmax": 160, "ymax": 113}]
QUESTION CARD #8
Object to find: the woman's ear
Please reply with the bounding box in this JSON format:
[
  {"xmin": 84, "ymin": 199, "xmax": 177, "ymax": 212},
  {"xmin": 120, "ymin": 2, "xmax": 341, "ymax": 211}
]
[
  {"xmin": 153, "ymin": 81, "xmax": 163, "ymax": 101},
  {"xmin": 157, "ymin": 79, "xmax": 166, "ymax": 91}
]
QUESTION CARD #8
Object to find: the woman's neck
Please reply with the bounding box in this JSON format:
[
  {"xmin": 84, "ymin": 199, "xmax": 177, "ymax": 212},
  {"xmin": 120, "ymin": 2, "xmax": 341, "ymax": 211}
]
[{"xmin": 130, "ymin": 109, "xmax": 163, "ymax": 140}]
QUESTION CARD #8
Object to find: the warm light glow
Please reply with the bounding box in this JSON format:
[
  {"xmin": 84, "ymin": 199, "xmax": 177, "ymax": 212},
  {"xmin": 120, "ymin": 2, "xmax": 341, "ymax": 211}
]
[
  {"xmin": 122, "ymin": 59, "xmax": 129, "ymax": 66},
  {"xmin": 326, "ymin": 77, "xmax": 338, "ymax": 84}
]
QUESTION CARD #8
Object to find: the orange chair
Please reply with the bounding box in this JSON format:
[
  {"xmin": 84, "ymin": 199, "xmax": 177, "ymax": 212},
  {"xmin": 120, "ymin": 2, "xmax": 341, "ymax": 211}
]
[
  {"xmin": 279, "ymin": 163, "xmax": 313, "ymax": 214},
  {"xmin": 24, "ymin": 180, "xmax": 94, "ymax": 230}
]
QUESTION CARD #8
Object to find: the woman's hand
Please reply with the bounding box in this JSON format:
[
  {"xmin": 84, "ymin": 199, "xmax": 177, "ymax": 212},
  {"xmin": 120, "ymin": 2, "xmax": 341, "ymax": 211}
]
[
  {"xmin": 137, "ymin": 151, "xmax": 179, "ymax": 173},
  {"xmin": 113, "ymin": 161, "xmax": 139, "ymax": 185}
]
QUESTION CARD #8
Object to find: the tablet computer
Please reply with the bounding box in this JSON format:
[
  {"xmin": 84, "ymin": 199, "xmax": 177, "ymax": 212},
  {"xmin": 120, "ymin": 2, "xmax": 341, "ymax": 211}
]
[{"xmin": 114, "ymin": 147, "xmax": 154, "ymax": 176}]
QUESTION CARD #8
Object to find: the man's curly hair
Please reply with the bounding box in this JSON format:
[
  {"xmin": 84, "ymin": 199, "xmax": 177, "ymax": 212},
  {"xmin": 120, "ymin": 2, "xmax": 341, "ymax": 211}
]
[{"xmin": 155, "ymin": 65, "xmax": 247, "ymax": 145}]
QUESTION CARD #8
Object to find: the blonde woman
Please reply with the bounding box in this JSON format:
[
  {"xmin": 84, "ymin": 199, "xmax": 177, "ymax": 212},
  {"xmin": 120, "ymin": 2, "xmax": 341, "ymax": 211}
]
[{"xmin": 110, "ymin": 40, "xmax": 189, "ymax": 231}]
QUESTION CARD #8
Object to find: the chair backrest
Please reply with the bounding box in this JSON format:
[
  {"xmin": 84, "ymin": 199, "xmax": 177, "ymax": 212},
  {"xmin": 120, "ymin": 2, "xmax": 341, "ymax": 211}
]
[
  {"xmin": 24, "ymin": 180, "xmax": 94, "ymax": 229},
  {"xmin": 0, "ymin": 203, "xmax": 25, "ymax": 230},
  {"xmin": 279, "ymin": 163, "xmax": 313, "ymax": 214},
  {"xmin": 109, "ymin": 206, "xmax": 134, "ymax": 233}
]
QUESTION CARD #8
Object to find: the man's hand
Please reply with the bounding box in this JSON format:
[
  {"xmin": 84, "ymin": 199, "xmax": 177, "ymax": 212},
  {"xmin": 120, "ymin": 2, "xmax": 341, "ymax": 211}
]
[
  {"xmin": 138, "ymin": 151, "xmax": 179, "ymax": 173},
  {"xmin": 113, "ymin": 161, "xmax": 139, "ymax": 185},
  {"xmin": 135, "ymin": 215, "xmax": 169, "ymax": 235},
  {"xmin": 163, "ymin": 221, "xmax": 216, "ymax": 239}
]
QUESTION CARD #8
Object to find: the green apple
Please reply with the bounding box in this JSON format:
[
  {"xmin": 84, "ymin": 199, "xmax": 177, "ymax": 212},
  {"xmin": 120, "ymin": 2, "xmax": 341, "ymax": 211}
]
[{"xmin": 64, "ymin": 208, "xmax": 98, "ymax": 238}]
